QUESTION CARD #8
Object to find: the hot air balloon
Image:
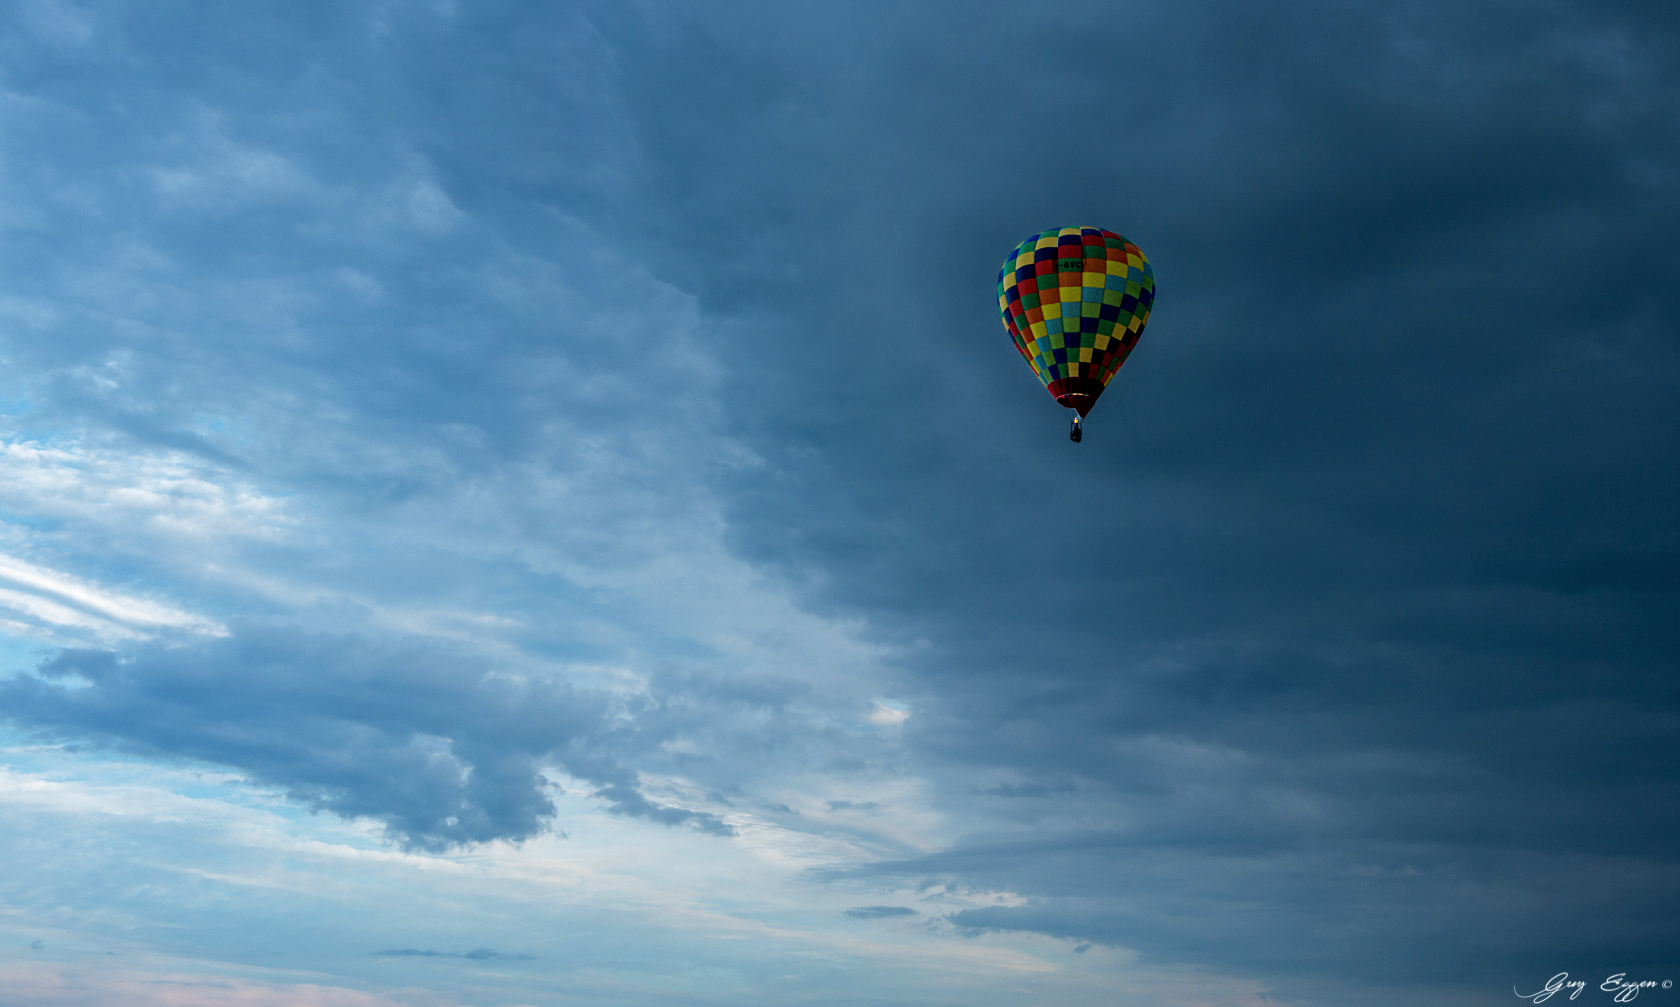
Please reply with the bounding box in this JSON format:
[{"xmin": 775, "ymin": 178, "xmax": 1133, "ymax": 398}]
[{"xmin": 997, "ymin": 227, "xmax": 1155, "ymax": 442}]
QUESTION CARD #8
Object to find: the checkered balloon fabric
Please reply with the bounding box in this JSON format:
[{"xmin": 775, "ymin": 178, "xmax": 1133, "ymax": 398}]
[{"xmin": 996, "ymin": 226, "xmax": 1155, "ymax": 417}]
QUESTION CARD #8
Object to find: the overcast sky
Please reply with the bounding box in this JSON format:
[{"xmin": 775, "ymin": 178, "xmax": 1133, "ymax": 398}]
[{"xmin": 0, "ymin": 2, "xmax": 1676, "ymax": 1006}]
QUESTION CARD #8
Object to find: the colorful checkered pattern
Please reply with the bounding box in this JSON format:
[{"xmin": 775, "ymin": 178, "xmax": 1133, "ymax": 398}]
[{"xmin": 997, "ymin": 226, "xmax": 1155, "ymax": 415}]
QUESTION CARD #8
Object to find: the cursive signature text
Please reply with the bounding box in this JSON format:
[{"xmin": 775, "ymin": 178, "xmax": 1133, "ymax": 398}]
[
  {"xmin": 1603, "ymin": 976, "xmax": 1660, "ymax": 1002},
  {"xmin": 1517, "ymin": 974, "xmax": 1589, "ymax": 1002},
  {"xmin": 1516, "ymin": 974, "xmax": 1669, "ymax": 1003}
]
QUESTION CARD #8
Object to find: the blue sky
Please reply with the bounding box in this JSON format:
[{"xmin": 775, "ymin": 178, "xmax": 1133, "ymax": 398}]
[{"xmin": 0, "ymin": 2, "xmax": 1676, "ymax": 1005}]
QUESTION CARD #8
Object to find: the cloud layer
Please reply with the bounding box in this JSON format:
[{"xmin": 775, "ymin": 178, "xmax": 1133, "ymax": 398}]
[{"xmin": 4, "ymin": 627, "xmax": 747, "ymax": 848}]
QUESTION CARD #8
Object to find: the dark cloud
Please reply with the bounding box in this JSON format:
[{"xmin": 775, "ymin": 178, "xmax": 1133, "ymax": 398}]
[
  {"xmin": 0, "ymin": 626, "xmax": 732, "ymax": 848},
  {"xmin": 977, "ymin": 784, "xmax": 1076, "ymax": 799},
  {"xmin": 842, "ymin": 906, "xmax": 916, "ymax": 920},
  {"xmin": 564, "ymin": 0, "xmax": 1680, "ymax": 1000},
  {"xmin": 374, "ymin": 948, "xmax": 534, "ymax": 961},
  {"xmin": 374, "ymin": 948, "xmax": 530, "ymax": 968}
]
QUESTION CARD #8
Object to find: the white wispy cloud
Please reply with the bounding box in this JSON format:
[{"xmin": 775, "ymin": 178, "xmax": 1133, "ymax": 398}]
[{"xmin": 0, "ymin": 552, "xmax": 222, "ymax": 641}]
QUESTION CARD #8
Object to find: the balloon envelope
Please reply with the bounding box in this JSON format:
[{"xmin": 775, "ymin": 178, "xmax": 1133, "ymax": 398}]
[{"xmin": 997, "ymin": 226, "xmax": 1155, "ymax": 417}]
